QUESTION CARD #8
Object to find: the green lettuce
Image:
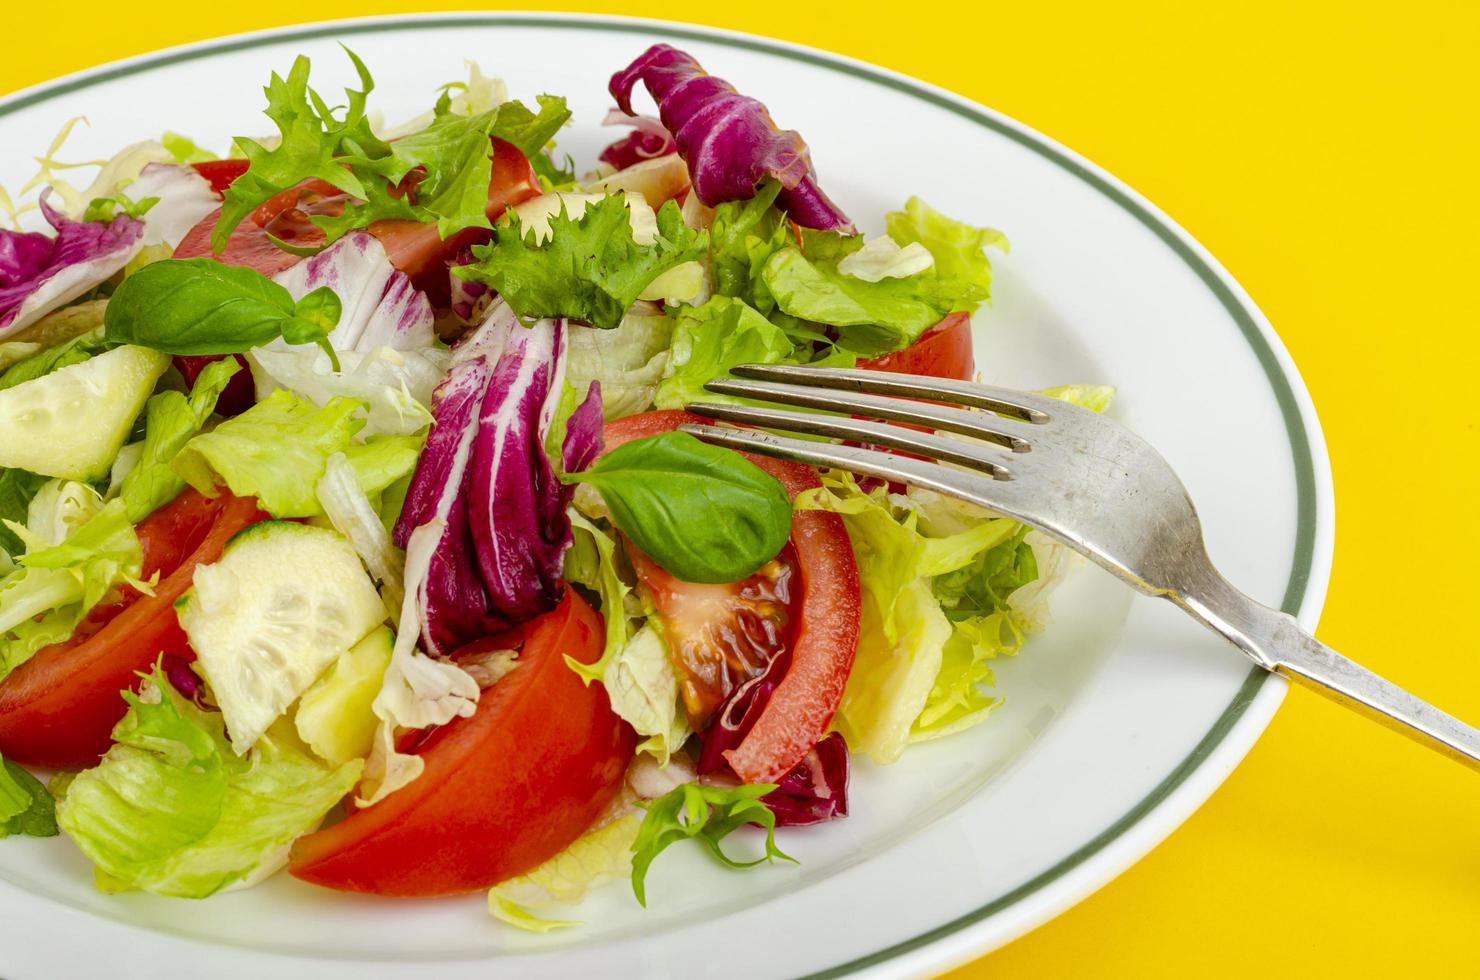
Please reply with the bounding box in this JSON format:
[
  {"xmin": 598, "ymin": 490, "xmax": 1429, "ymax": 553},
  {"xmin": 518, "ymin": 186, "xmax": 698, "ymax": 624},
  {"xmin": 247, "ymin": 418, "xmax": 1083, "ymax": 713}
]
[
  {"xmin": 55, "ymin": 671, "xmax": 360, "ymax": 898},
  {"xmin": 172, "ymin": 388, "xmax": 419, "ymax": 518},
  {"xmin": 0, "ymin": 496, "xmax": 142, "ymax": 683},
  {"xmin": 0, "ymin": 330, "xmax": 110, "ymax": 392},
  {"xmin": 884, "ymin": 196, "xmax": 1007, "ymax": 307},
  {"xmin": 565, "ymin": 312, "xmax": 675, "ymax": 420},
  {"xmin": 630, "ymin": 782, "xmax": 791, "ymax": 907},
  {"xmin": 603, "ymin": 624, "xmax": 689, "ymax": 766},
  {"xmin": 120, "ymin": 357, "xmax": 242, "ymax": 522},
  {"xmin": 0, "ymin": 469, "xmax": 47, "ymax": 559},
  {"xmin": 456, "ymin": 194, "xmax": 707, "ymax": 329},
  {"xmin": 0, "ymin": 753, "xmax": 57, "ymax": 838},
  {"xmin": 796, "ymin": 473, "xmax": 1036, "ymax": 761},
  {"xmin": 564, "ymin": 511, "xmax": 633, "ymax": 683},
  {"xmin": 654, "ymin": 296, "xmax": 794, "ymax": 410}
]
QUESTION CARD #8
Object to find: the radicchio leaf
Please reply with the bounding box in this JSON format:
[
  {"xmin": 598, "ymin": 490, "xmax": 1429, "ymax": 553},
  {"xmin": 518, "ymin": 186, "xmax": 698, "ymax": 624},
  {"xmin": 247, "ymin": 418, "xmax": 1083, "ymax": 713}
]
[
  {"xmin": 271, "ymin": 231, "xmax": 436, "ymax": 352},
  {"xmin": 609, "ymin": 44, "xmax": 854, "ymax": 232},
  {"xmin": 394, "ymin": 302, "xmax": 601, "ymax": 655},
  {"xmin": 597, "ymin": 109, "xmax": 677, "ymax": 171},
  {"xmin": 0, "ymin": 195, "xmax": 144, "ymax": 336},
  {"xmin": 696, "ymin": 650, "xmax": 850, "ymax": 826}
]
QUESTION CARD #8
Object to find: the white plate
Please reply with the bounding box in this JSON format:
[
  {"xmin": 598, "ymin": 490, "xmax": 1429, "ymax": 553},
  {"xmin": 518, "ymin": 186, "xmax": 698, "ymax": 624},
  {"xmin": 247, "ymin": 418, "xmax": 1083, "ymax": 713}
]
[{"xmin": 0, "ymin": 13, "xmax": 1333, "ymax": 980}]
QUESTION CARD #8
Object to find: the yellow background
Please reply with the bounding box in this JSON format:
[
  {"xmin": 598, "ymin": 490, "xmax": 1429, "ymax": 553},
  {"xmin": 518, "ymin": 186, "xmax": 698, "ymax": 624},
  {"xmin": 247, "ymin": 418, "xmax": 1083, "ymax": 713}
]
[{"xmin": 4, "ymin": 1, "xmax": 1478, "ymax": 975}]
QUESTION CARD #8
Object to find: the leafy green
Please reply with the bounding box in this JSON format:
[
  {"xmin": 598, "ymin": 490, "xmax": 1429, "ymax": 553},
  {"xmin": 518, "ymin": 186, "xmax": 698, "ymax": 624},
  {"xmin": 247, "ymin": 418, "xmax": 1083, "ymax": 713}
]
[
  {"xmin": 0, "ymin": 469, "xmax": 47, "ymax": 558},
  {"xmin": 1039, "ymin": 383, "xmax": 1116, "ymax": 412},
  {"xmin": 120, "ymin": 358, "xmax": 242, "ymax": 522},
  {"xmin": 171, "ymin": 389, "xmax": 418, "ymax": 518},
  {"xmin": 455, "ymin": 195, "xmax": 708, "ymax": 329},
  {"xmin": 884, "ymin": 196, "xmax": 1006, "ymax": 306},
  {"xmin": 213, "ymin": 51, "xmax": 380, "ymax": 254},
  {"xmin": 0, "ymin": 330, "xmax": 110, "ymax": 392},
  {"xmin": 569, "ymin": 431, "xmax": 792, "ymax": 584},
  {"xmin": 602, "ymin": 623, "xmax": 689, "ymax": 765},
  {"xmin": 563, "ymin": 511, "xmax": 633, "ymax": 683},
  {"xmin": 708, "ymin": 179, "xmax": 789, "ymax": 304},
  {"xmin": 796, "ymin": 472, "xmax": 1031, "ymax": 762},
  {"xmin": 761, "ymin": 247, "xmax": 959, "ymax": 354},
  {"xmin": 489, "ymin": 813, "xmax": 640, "ymax": 931},
  {"xmin": 55, "ymin": 670, "xmax": 361, "ymax": 897},
  {"xmin": 103, "ymin": 259, "xmax": 342, "ymax": 365},
  {"xmin": 630, "ymin": 782, "xmax": 791, "ymax": 907},
  {"xmin": 82, "ymin": 192, "xmax": 159, "ymax": 223},
  {"xmin": 653, "ymin": 296, "xmax": 794, "ymax": 410},
  {"xmin": 162, "ymin": 131, "xmax": 217, "ymax": 164},
  {"xmin": 214, "ymin": 50, "xmax": 571, "ymax": 252},
  {"xmin": 565, "ymin": 312, "xmax": 675, "ymax": 420},
  {"xmin": 0, "ymin": 497, "xmax": 142, "ymax": 683},
  {"xmin": 173, "ymin": 389, "xmax": 364, "ymax": 518},
  {"xmin": 0, "ymin": 754, "xmax": 57, "ymax": 838}
]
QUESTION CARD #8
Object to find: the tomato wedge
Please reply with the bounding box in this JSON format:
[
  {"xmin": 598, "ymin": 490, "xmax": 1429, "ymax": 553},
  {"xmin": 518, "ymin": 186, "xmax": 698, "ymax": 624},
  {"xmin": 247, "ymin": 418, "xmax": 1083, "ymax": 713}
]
[
  {"xmin": 0, "ymin": 490, "xmax": 264, "ymax": 769},
  {"xmin": 173, "ymin": 138, "xmax": 542, "ymax": 305},
  {"xmin": 858, "ymin": 311, "xmax": 975, "ymax": 380},
  {"xmin": 603, "ymin": 411, "xmax": 861, "ymax": 784},
  {"xmin": 189, "ymin": 158, "xmax": 250, "ymax": 196},
  {"xmin": 289, "ymin": 591, "xmax": 633, "ymax": 897}
]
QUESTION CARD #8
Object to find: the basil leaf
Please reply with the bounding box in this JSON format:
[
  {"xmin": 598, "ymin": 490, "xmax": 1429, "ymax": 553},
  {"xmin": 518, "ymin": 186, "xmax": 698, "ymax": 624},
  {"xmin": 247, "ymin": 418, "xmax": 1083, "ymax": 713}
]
[
  {"xmin": 0, "ymin": 754, "xmax": 57, "ymax": 839},
  {"xmin": 571, "ymin": 432, "xmax": 792, "ymax": 583},
  {"xmin": 103, "ymin": 259, "xmax": 340, "ymax": 356}
]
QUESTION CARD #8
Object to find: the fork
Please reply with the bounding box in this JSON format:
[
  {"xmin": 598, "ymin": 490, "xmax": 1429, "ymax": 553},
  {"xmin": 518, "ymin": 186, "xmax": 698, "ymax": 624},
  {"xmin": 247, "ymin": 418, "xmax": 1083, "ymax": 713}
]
[{"xmin": 681, "ymin": 363, "xmax": 1480, "ymax": 770}]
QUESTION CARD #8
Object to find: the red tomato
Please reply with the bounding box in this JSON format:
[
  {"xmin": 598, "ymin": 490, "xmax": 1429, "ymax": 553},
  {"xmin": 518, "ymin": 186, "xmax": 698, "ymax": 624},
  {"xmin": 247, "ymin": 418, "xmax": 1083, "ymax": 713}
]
[
  {"xmin": 189, "ymin": 159, "xmax": 249, "ymax": 196},
  {"xmin": 175, "ymin": 353, "xmax": 256, "ymax": 417},
  {"xmin": 858, "ymin": 311, "xmax": 975, "ymax": 380},
  {"xmin": 173, "ymin": 139, "xmax": 542, "ymax": 305},
  {"xmin": 0, "ymin": 491, "xmax": 264, "ymax": 769},
  {"xmin": 288, "ymin": 592, "xmax": 634, "ymax": 897},
  {"xmin": 603, "ymin": 411, "xmax": 861, "ymax": 784},
  {"xmin": 628, "ymin": 543, "xmax": 799, "ymax": 729}
]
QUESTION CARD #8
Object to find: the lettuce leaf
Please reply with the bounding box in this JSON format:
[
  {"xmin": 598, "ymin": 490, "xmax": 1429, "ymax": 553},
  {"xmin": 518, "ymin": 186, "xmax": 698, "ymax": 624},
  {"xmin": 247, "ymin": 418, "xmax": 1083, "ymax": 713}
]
[
  {"xmin": 0, "ymin": 496, "xmax": 141, "ymax": 683},
  {"xmin": 120, "ymin": 357, "xmax": 241, "ymax": 522},
  {"xmin": 0, "ymin": 468, "xmax": 48, "ymax": 559},
  {"xmin": 455, "ymin": 195, "xmax": 707, "ymax": 329},
  {"xmin": 602, "ymin": 623, "xmax": 689, "ymax": 766},
  {"xmin": 795, "ymin": 473, "xmax": 1030, "ymax": 762},
  {"xmin": 565, "ymin": 312, "xmax": 674, "ymax": 420},
  {"xmin": 884, "ymin": 196, "xmax": 1007, "ymax": 307},
  {"xmin": 0, "ymin": 753, "xmax": 57, "ymax": 838},
  {"xmin": 55, "ymin": 672, "xmax": 360, "ymax": 897},
  {"xmin": 653, "ymin": 296, "xmax": 793, "ymax": 410}
]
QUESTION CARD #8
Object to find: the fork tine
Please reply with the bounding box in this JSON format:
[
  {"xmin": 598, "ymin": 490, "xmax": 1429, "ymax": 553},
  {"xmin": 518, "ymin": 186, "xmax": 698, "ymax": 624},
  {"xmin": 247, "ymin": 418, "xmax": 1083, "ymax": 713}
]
[
  {"xmin": 687, "ymin": 401, "xmax": 1014, "ymax": 479},
  {"xmin": 727, "ymin": 363, "xmax": 1060, "ymax": 423},
  {"xmin": 703, "ymin": 377, "xmax": 1038, "ymax": 452},
  {"xmin": 678, "ymin": 423, "xmax": 1019, "ymax": 513}
]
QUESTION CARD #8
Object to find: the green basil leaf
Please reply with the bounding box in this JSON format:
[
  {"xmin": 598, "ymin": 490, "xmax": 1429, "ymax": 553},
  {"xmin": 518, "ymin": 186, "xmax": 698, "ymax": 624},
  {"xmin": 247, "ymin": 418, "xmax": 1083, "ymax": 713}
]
[
  {"xmin": 572, "ymin": 431, "xmax": 792, "ymax": 583},
  {"xmin": 0, "ymin": 754, "xmax": 58, "ymax": 839},
  {"xmin": 103, "ymin": 259, "xmax": 340, "ymax": 356}
]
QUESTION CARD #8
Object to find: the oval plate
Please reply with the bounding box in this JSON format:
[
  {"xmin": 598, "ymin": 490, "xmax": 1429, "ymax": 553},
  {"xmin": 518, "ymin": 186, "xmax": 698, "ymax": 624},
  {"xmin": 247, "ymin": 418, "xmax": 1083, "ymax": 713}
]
[{"xmin": 0, "ymin": 13, "xmax": 1333, "ymax": 980}]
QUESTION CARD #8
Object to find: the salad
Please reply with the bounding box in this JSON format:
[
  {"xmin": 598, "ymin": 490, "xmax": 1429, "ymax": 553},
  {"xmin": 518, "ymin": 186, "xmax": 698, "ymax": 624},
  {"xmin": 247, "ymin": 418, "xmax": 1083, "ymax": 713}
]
[{"xmin": 0, "ymin": 42, "xmax": 1108, "ymax": 926}]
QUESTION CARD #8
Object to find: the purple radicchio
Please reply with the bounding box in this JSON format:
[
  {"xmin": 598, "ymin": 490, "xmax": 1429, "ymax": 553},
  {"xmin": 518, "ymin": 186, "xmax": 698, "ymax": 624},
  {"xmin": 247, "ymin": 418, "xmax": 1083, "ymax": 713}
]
[
  {"xmin": 0, "ymin": 194, "xmax": 144, "ymax": 336},
  {"xmin": 597, "ymin": 109, "xmax": 678, "ymax": 171},
  {"xmin": 697, "ymin": 651, "xmax": 850, "ymax": 826},
  {"xmin": 394, "ymin": 302, "xmax": 603, "ymax": 655},
  {"xmin": 272, "ymin": 231, "xmax": 436, "ymax": 351},
  {"xmin": 609, "ymin": 44, "xmax": 854, "ymax": 232}
]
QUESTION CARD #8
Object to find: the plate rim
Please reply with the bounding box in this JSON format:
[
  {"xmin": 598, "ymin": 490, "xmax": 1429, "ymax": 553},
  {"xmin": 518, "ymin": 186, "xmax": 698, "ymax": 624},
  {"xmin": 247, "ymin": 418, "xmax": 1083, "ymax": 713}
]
[{"xmin": 0, "ymin": 12, "xmax": 1336, "ymax": 978}]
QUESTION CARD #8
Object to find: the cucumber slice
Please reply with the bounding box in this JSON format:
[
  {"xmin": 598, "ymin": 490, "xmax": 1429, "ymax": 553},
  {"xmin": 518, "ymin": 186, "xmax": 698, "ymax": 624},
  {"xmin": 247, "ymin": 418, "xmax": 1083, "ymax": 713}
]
[
  {"xmin": 0, "ymin": 345, "xmax": 170, "ymax": 482},
  {"xmin": 179, "ymin": 522, "xmax": 387, "ymax": 754},
  {"xmin": 294, "ymin": 625, "xmax": 394, "ymax": 766}
]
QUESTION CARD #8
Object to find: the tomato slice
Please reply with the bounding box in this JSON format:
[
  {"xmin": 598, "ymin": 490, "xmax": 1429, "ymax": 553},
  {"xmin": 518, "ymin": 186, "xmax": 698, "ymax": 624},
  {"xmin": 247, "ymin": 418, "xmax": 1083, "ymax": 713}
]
[
  {"xmin": 173, "ymin": 139, "xmax": 542, "ymax": 305},
  {"xmin": 288, "ymin": 591, "xmax": 634, "ymax": 897},
  {"xmin": 628, "ymin": 543, "xmax": 799, "ymax": 729},
  {"xmin": 858, "ymin": 311, "xmax": 975, "ymax": 380},
  {"xmin": 603, "ymin": 411, "xmax": 861, "ymax": 784},
  {"xmin": 0, "ymin": 490, "xmax": 264, "ymax": 769},
  {"xmin": 189, "ymin": 159, "xmax": 250, "ymax": 196}
]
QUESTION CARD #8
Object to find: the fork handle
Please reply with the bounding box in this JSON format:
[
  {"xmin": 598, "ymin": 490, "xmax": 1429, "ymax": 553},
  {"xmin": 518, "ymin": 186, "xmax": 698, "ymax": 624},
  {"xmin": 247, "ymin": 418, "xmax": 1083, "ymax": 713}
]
[{"xmin": 1180, "ymin": 575, "xmax": 1480, "ymax": 771}]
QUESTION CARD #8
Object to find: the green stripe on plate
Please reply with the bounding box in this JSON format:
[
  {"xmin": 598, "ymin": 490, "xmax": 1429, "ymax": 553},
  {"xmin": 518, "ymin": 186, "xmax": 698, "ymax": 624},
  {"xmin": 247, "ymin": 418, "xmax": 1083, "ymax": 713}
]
[{"xmin": 0, "ymin": 15, "xmax": 1320, "ymax": 977}]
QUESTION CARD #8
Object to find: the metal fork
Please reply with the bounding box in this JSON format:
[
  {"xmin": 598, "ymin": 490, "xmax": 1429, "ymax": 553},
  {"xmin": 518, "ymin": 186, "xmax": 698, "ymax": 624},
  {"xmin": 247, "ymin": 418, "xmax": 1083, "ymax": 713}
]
[{"xmin": 682, "ymin": 363, "xmax": 1480, "ymax": 771}]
